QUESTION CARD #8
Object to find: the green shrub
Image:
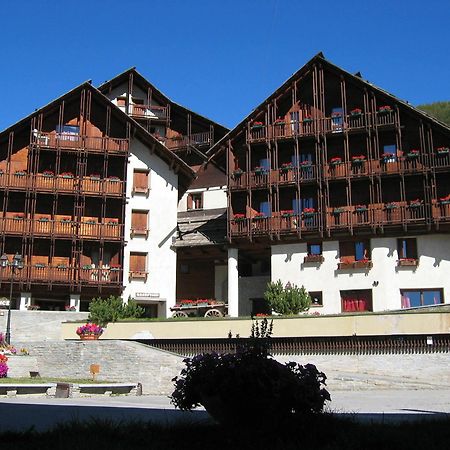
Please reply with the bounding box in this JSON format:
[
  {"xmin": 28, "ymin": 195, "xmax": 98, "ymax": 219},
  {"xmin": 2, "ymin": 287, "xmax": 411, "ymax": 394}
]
[
  {"xmin": 264, "ymin": 280, "xmax": 311, "ymax": 315},
  {"xmin": 88, "ymin": 296, "xmax": 144, "ymax": 326}
]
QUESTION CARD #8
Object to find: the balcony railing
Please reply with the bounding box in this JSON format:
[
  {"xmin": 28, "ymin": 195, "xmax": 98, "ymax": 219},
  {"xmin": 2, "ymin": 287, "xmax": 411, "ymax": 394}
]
[
  {"xmin": 0, "ymin": 217, "xmax": 123, "ymax": 240},
  {"xmin": 247, "ymin": 112, "xmax": 398, "ymax": 143},
  {"xmin": 0, "ymin": 265, "xmax": 122, "ymax": 286},
  {"xmin": 0, "ymin": 172, "xmax": 123, "ymax": 196},
  {"xmin": 165, "ymin": 131, "xmax": 213, "ymax": 150},
  {"xmin": 32, "ymin": 132, "xmax": 129, "ymax": 154},
  {"xmin": 431, "ymin": 200, "xmax": 450, "ymax": 224},
  {"xmin": 229, "ymin": 212, "xmax": 320, "ymax": 237},
  {"xmin": 229, "ymin": 165, "xmax": 317, "ymax": 190},
  {"xmin": 129, "ymin": 104, "xmax": 168, "ymax": 120}
]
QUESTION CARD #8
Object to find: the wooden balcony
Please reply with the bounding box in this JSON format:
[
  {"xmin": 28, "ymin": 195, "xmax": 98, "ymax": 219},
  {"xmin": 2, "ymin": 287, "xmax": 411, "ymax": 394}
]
[
  {"xmin": 32, "ymin": 132, "xmax": 129, "ymax": 154},
  {"xmin": 165, "ymin": 131, "xmax": 213, "ymax": 150},
  {"xmin": 0, "ymin": 265, "xmax": 122, "ymax": 286},
  {"xmin": 431, "ymin": 200, "xmax": 450, "ymax": 225},
  {"xmin": 431, "ymin": 151, "xmax": 450, "ymax": 170},
  {"xmin": 229, "ymin": 212, "xmax": 320, "ymax": 238},
  {"xmin": 247, "ymin": 112, "xmax": 397, "ymax": 144},
  {"xmin": 129, "ymin": 104, "xmax": 168, "ymax": 120},
  {"xmin": 229, "ymin": 166, "xmax": 317, "ymax": 190},
  {"xmin": 0, "ymin": 216, "xmax": 123, "ymax": 240},
  {"xmin": 0, "ymin": 172, "xmax": 123, "ymax": 196}
]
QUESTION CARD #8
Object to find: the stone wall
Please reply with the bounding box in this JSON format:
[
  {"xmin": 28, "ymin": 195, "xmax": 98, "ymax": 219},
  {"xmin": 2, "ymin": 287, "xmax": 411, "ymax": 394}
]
[
  {"xmin": 14, "ymin": 340, "xmax": 184, "ymax": 395},
  {"xmin": 0, "ymin": 310, "xmax": 89, "ymax": 342}
]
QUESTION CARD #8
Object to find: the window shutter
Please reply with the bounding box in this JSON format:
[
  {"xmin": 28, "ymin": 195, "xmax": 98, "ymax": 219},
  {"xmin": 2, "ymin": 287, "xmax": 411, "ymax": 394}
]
[
  {"xmin": 130, "ymin": 253, "xmax": 146, "ymax": 272},
  {"xmin": 187, "ymin": 194, "xmax": 193, "ymax": 210},
  {"xmin": 132, "ymin": 211, "xmax": 147, "ymax": 231},
  {"xmin": 133, "ymin": 171, "xmax": 149, "ymax": 192}
]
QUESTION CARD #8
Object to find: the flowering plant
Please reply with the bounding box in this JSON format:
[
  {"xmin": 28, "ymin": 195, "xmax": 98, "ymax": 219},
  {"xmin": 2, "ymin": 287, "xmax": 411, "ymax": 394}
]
[
  {"xmin": 233, "ymin": 213, "xmax": 246, "ymax": 221},
  {"xmin": 274, "ymin": 118, "xmax": 285, "ymax": 125},
  {"xmin": 302, "ymin": 115, "xmax": 313, "ymax": 122},
  {"xmin": 378, "ymin": 105, "xmax": 392, "ymax": 113},
  {"xmin": 280, "ymin": 162, "xmax": 293, "ymax": 172},
  {"xmin": 253, "ymin": 212, "xmax": 266, "ymax": 219},
  {"xmin": 14, "ymin": 170, "xmax": 26, "ymax": 176},
  {"xmin": 76, "ymin": 323, "xmax": 104, "ymax": 336},
  {"xmin": 381, "ymin": 152, "xmax": 395, "ymax": 160},
  {"xmin": 331, "ymin": 111, "xmax": 342, "ymax": 118},
  {"xmin": 251, "ymin": 121, "xmax": 263, "ymax": 129},
  {"xmin": 0, "ymin": 354, "xmax": 8, "ymax": 378},
  {"xmin": 303, "ymin": 207, "xmax": 315, "ymax": 214},
  {"xmin": 89, "ymin": 174, "xmax": 101, "ymax": 179},
  {"xmin": 232, "ymin": 168, "xmax": 244, "ymax": 177},
  {"xmin": 280, "ymin": 210, "xmax": 295, "ymax": 217},
  {"xmin": 107, "ymin": 176, "xmax": 121, "ymax": 181},
  {"xmin": 65, "ymin": 305, "xmax": 76, "ymax": 311},
  {"xmin": 300, "ymin": 160, "xmax": 312, "ymax": 166},
  {"xmin": 42, "ymin": 170, "xmax": 54, "ymax": 177},
  {"xmin": 409, "ymin": 199, "xmax": 423, "ymax": 208},
  {"xmin": 385, "ymin": 202, "xmax": 399, "ymax": 210},
  {"xmin": 329, "ymin": 157, "xmax": 342, "ymax": 165},
  {"xmin": 60, "ymin": 172, "xmax": 74, "ymax": 178},
  {"xmin": 351, "ymin": 155, "xmax": 366, "ymax": 161},
  {"xmin": 350, "ymin": 108, "xmax": 362, "ymax": 115},
  {"xmin": 354, "ymin": 204, "xmax": 367, "ymax": 211},
  {"xmin": 436, "ymin": 146, "xmax": 449, "ymax": 155}
]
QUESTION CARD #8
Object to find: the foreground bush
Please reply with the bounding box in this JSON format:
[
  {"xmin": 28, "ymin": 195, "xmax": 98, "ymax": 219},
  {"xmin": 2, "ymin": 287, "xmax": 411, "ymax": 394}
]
[
  {"xmin": 170, "ymin": 319, "xmax": 330, "ymax": 427},
  {"xmin": 264, "ymin": 280, "xmax": 311, "ymax": 315}
]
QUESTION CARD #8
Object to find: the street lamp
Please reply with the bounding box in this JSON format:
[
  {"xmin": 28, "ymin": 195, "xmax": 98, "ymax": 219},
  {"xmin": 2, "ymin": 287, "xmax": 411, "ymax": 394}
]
[{"xmin": 0, "ymin": 253, "xmax": 24, "ymax": 345}]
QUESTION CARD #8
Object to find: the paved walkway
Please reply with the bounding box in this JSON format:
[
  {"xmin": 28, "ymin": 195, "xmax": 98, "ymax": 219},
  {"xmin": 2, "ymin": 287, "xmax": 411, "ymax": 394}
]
[{"xmin": 0, "ymin": 390, "xmax": 449, "ymax": 432}]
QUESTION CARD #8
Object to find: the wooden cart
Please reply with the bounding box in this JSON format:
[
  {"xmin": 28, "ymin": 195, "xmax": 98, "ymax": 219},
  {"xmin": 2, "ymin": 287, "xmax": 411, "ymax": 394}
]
[{"xmin": 170, "ymin": 301, "xmax": 227, "ymax": 318}]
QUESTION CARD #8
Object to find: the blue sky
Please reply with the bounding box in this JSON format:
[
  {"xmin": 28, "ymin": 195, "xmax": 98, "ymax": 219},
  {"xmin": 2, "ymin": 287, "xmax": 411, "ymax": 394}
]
[{"xmin": 1, "ymin": 0, "xmax": 449, "ymax": 131}]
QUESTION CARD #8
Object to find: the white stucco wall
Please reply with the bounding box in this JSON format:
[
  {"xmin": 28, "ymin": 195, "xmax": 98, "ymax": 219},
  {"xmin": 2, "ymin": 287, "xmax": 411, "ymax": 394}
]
[
  {"xmin": 177, "ymin": 186, "xmax": 227, "ymax": 212},
  {"xmin": 123, "ymin": 137, "xmax": 179, "ymax": 317},
  {"xmin": 271, "ymin": 235, "xmax": 450, "ymax": 314}
]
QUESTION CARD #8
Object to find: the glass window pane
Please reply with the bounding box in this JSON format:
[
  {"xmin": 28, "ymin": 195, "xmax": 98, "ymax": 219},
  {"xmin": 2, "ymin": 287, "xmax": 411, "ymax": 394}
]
[
  {"xmin": 403, "ymin": 291, "xmax": 421, "ymax": 308},
  {"xmin": 310, "ymin": 244, "xmax": 321, "ymax": 255},
  {"xmin": 423, "ymin": 290, "xmax": 441, "ymax": 306},
  {"xmin": 355, "ymin": 242, "xmax": 364, "ymax": 260}
]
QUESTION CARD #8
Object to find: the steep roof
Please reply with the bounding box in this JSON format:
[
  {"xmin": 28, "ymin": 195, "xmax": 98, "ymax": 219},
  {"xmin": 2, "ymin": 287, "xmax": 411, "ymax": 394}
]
[
  {"xmin": 98, "ymin": 67, "xmax": 229, "ymax": 135},
  {"xmin": 0, "ymin": 81, "xmax": 195, "ymax": 194},
  {"xmin": 207, "ymin": 52, "xmax": 450, "ymax": 162}
]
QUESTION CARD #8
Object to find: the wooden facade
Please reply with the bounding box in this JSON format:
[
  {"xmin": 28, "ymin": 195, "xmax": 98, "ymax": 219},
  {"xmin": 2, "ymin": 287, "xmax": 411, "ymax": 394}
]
[
  {"xmin": 0, "ymin": 84, "xmax": 130, "ymax": 304},
  {"xmin": 219, "ymin": 54, "xmax": 450, "ymax": 249}
]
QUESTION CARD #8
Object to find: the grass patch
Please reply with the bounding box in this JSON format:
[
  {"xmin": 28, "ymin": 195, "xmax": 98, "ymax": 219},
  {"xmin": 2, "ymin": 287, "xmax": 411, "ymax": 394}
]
[
  {"xmin": 0, "ymin": 415, "xmax": 449, "ymax": 449},
  {"xmin": 0, "ymin": 378, "xmax": 112, "ymax": 384}
]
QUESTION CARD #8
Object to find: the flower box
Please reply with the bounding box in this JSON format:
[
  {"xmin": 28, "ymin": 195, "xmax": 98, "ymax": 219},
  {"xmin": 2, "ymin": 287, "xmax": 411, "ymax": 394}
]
[
  {"xmin": 302, "ymin": 117, "xmax": 313, "ymax": 123},
  {"xmin": 253, "ymin": 166, "xmax": 268, "ymax": 175},
  {"xmin": 378, "ymin": 105, "xmax": 392, "ymax": 114},
  {"xmin": 89, "ymin": 174, "xmax": 101, "ymax": 180},
  {"xmin": 280, "ymin": 162, "xmax": 294, "ymax": 173},
  {"xmin": 107, "ymin": 176, "xmax": 121, "ymax": 182},
  {"xmin": 408, "ymin": 199, "xmax": 423, "ymax": 209},
  {"xmin": 354, "ymin": 205, "xmax": 368, "ymax": 212},
  {"xmin": 436, "ymin": 147, "xmax": 449, "ymax": 156},
  {"xmin": 34, "ymin": 263, "xmax": 46, "ymax": 269},
  {"xmin": 280, "ymin": 210, "xmax": 295, "ymax": 218},
  {"xmin": 274, "ymin": 119, "xmax": 285, "ymax": 126},
  {"xmin": 350, "ymin": 108, "xmax": 362, "ymax": 117},
  {"xmin": 439, "ymin": 196, "xmax": 450, "ymax": 205},
  {"xmin": 302, "ymin": 208, "xmax": 316, "ymax": 217},
  {"xmin": 303, "ymin": 254, "xmax": 324, "ymax": 264},
  {"xmin": 76, "ymin": 323, "xmax": 103, "ymax": 340},
  {"xmin": 233, "ymin": 214, "xmax": 246, "ymax": 222},
  {"xmin": 252, "ymin": 213, "xmax": 266, "ymax": 220},
  {"xmin": 406, "ymin": 150, "xmax": 420, "ymax": 159},
  {"xmin": 232, "ymin": 169, "xmax": 244, "ymax": 178},
  {"xmin": 14, "ymin": 171, "xmax": 26, "ymax": 177},
  {"xmin": 332, "ymin": 208, "xmax": 345, "ymax": 215},
  {"xmin": 331, "ymin": 112, "xmax": 342, "ymax": 118},
  {"xmin": 42, "ymin": 170, "xmax": 54, "ymax": 177},
  {"xmin": 299, "ymin": 161, "xmax": 312, "ymax": 168},
  {"xmin": 251, "ymin": 121, "xmax": 263, "ymax": 130},
  {"xmin": 351, "ymin": 155, "xmax": 366, "ymax": 165},
  {"xmin": 37, "ymin": 217, "xmax": 50, "ymax": 222},
  {"xmin": 329, "ymin": 157, "xmax": 342, "ymax": 166},
  {"xmin": 60, "ymin": 172, "xmax": 74, "ymax": 179},
  {"xmin": 397, "ymin": 258, "xmax": 419, "ymax": 267},
  {"xmin": 385, "ymin": 202, "xmax": 399, "ymax": 210}
]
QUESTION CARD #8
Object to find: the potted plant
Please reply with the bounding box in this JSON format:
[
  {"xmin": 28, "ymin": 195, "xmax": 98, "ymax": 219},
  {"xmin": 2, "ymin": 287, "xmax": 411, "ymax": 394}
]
[
  {"xmin": 13, "ymin": 214, "xmax": 25, "ymax": 220},
  {"xmin": 274, "ymin": 118, "xmax": 285, "ymax": 126},
  {"xmin": 280, "ymin": 210, "xmax": 295, "ymax": 218},
  {"xmin": 385, "ymin": 202, "xmax": 399, "ymax": 210},
  {"xmin": 439, "ymin": 195, "xmax": 450, "ymax": 205},
  {"xmin": 60, "ymin": 172, "xmax": 74, "ymax": 179},
  {"xmin": 42, "ymin": 170, "xmax": 54, "ymax": 178},
  {"xmin": 302, "ymin": 207, "xmax": 316, "ymax": 218},
  {"xmin": 280, "ymin": 162, "xmax": 294, "ymax": 173},
  {"xmin": 14, "ymin": 170, "xmax": 26, "ymax": 177},
  {"xmin": 37, "ymin": 217, "xmax": 50, "ymax": 222},
  {"xmin": 354, "ymin": 204, "xmax": 367, "ymax": 212},
  {"xmin": 350, "ymin": 108, "xmax": 362, "ymax": 117},
  {"xmin": 408, "ymin": 199, "xmax": 423, "ymax": 209},
  {"xmin": 332, "ymin": 207, "xmax": 344, "ymax": 215},
  {"xmin": 253, "ymin": 212, "xmax": 266, "ymax": 220},
  {"xmin": 251, "ymin": 121, "xmax": 263, "ymax": 130},
  {"xmin": 302, "ymin": 116, "xmax": 313, "ymax": 123},
  {"xmin": 329, "ymin": 157, "xmax": 342, "ymax": 166},
  {"xmin": 406, "ymin": 149, "xmax": 420, "ymax": 159},
  {"xmin": 89, "ymin": 173, "xmax": 101, "ymax": 180},
  {"xmin": 107, "ymin": 176, "xmax": 121, "ymax": 182},
  {"xmin": 381, "ymin": 152, "xmax": 395, "ymax": 163},
  {"xmin": 76, "ymin": 323, "xmax": 104, "ymax": 340},
  {"xmin": 232, "ymin": 168, "xmax": 244, "ymax": 179},
  {"xmin": 56, "ymin": 264, "xmax": 68, "ymax": 269},
  {"xmin": 351, "ymin": 155, "xmax": 366, "ymax": 165},
  {"xmin": 233, "ymin": 214, "xmax": 246, "ymax": 222},
  {"xmin": 378, "ymin": 105, "xmax": 392, "ymax": 114},
  {"xmin": 300, "ymin": 160, "xmax": 312, "ymax": 168},
  {"xmin": 110, "ymin": 264, "xmax": 121, "ymax": 272},
  {"xmin": 331, "ymin": 111, "xmax": 342, "ymax": 118},
  {"xmin": 436, "ymin": 146, "xmax": 449, "ymax": 156},
  {"xmin": 34, "ymin": 263, "xmax": 46, "ymax": 269},
  {"xmin": 253, "ymin": 166, "xmax": 268, "ymax": 175}
]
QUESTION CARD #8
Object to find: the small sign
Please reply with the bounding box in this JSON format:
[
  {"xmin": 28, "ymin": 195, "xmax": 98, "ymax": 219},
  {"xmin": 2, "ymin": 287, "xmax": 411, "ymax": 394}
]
[
  {"xmin": 90, "ymin": 364, "xmax": 100, "ymax": 381},
  {"xmin": 426, "ymin": 336, "xmax": 433, "ymax": 346},
  {"xmin": 135, "ymin": 292, "xmax": 160, "ymax": 299}
]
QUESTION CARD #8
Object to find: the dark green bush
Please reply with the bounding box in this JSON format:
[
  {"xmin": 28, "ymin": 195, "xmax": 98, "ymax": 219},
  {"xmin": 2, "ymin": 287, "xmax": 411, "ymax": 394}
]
[
  {"xmin": 264, "ymin": 280, "xmax": 311, "ymax": 315},
  {"xmin": 88, "ymin": 296, "xmax": 144, "ymax": 326},
  {"xmin": 170, "ymin": 319, "xmax": 330, "ymax": 428}
]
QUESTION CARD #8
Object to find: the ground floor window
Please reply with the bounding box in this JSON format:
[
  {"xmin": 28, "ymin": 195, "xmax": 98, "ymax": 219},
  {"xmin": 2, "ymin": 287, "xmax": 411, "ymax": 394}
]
[
  {"xmin": 341, "ymin": 289, "xmax": 372, "ymax": 312},
  {"xmin": 401, "ymin": 289, "xmax": 443, "ymax": 308},
  {"xmin": 309, "ymin": 291, "xmax": 323, "ymax": 307}
]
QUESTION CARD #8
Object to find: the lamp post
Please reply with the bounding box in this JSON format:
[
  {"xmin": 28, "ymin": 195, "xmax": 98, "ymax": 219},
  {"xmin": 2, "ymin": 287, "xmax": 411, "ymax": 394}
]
[{"xmin": 0, "ymin": 253, "xmax": 24, "ymax": 345}]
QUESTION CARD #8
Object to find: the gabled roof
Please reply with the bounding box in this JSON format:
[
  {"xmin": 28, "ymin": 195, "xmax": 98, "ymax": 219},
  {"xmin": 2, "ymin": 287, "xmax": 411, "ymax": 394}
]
[
  {"xmin": 207, "ymin": 52, "xmax": 450, "ymax": 162},
  {"xmin": 98, "ymin": 67, "xmax": 229, "ymax": 135},
  {"xmin": 0, "ymin": 81, "xmax": 195, "ymax": 194}
]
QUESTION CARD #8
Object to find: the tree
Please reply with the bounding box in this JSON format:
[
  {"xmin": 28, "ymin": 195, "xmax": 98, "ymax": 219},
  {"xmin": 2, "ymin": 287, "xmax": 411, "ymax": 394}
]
[
  {"xmin": 88, "ymin": 295, "xmax": 144, "ymax": 326},
  {"xmin": 264, "ymin": 280, "xmax": 311, "ymax": 315},
  {"xmin": 417, "ymin": 101, "xmax": 450, "ymax": 126}
]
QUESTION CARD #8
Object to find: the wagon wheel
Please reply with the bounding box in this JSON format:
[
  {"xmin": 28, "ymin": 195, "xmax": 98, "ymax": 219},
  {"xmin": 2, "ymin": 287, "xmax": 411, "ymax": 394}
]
[
  {"xmin": 172, "ymin": 311, "xmax": 188, "ymax": 318},
  {"xmin": 204, "ymin": 308, "xmax": 223, "ymax": 318}
]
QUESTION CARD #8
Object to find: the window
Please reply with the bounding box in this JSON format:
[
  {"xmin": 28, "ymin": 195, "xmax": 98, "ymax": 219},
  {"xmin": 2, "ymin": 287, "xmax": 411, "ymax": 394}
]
[
  {"xmin": 117, "ymin": 97, "xmax": 126, "ymax": 108},
  {"xmin": 187, "ymin": 193, "xmax": 203, "ymax": 210},
  {"xmin": 309, "ymin": 291, "xmax": 323, "ymax": 307},
  {"xmin": 383, "ymin": 144, "xmax": 397, "ymax": 161},
  {"xmin": 397, "ymin": 238, "xmax": 417, "ymax": 259},
  {"xmin": 339, "ymin": 240, "xmax": 371, "ymax": 268},
  {"xmin": 129, "ymin": 252, "xmax": 147, "ymax": 281},
  {"xmin": 401, "ymin": 289, "xmax": 443, "ymax": 308},
  {"xmin": 308, "ymin": 243, "xmax": 322, "ymax": 256},
  {"xmin": 131, "ymin": 210, "xmax": 148, "ymax": 238},
  {"xmin": 132, "ymin": 170, "xmax": 149, "ymax": 195},
  {"xmin": 290, "ymin": 111, "xmax": 299, "ymax": 133},
  {"xmin": 56, "ymin": 124, "xmax": 80, "ymax": 142},
  {"xmin": 341, "ymin": 289, "xmax": 372, "ymax": 312},
  {"xmin": 331, "ymin": 107, "xmax": 343, "ymax": 131}
]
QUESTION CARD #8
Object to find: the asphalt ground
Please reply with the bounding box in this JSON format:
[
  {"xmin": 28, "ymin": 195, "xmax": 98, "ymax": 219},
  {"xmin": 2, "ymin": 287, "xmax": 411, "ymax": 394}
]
[{"xmin": 0, "ymin": 389, "xmax": 449, "ymax": 432}]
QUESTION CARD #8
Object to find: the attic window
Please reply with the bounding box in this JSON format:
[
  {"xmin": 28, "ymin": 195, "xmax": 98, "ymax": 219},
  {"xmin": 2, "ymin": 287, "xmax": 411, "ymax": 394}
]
[
  {"xmin": 132, "ymin": 97, "xmax": 145, "ymax": 105},
  {"xmin": 117, "ymin": 97, "xmax": 126, "ymax": 107},
  {"xmin": 187, "ymin": 193, "xmax": 203, "ymax": 210}
]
